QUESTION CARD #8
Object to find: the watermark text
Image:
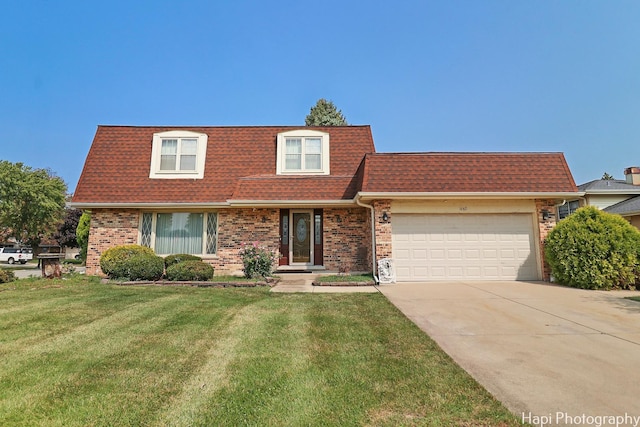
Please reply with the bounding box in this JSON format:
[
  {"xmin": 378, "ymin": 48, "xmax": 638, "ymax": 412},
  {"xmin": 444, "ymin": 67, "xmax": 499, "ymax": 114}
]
[{"xmin": 522, "ymin": 412, "xmax": 640, "ymax": 427}]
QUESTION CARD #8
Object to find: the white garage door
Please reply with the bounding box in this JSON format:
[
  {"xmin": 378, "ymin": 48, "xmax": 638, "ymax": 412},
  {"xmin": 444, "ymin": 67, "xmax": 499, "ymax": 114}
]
[{"xmin": 392, "ymin": 214, "xmax": 538, "ymax": 281}]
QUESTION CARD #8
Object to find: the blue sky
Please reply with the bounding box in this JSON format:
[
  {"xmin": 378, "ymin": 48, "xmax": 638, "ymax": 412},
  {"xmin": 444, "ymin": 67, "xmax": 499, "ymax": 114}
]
[{"xmin": 2, "ymin": 0, "xmax": 639, "ymax": 193}]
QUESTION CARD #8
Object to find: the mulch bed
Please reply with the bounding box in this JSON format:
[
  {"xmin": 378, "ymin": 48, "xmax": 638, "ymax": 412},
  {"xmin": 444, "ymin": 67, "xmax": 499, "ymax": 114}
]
[
  {"xmin": 312, "ymin": 281, "xmax": 376, "ymax": 287},
  {"xmin": 104, "ymin": 278, "xmax": 277, "ymax": 288}
]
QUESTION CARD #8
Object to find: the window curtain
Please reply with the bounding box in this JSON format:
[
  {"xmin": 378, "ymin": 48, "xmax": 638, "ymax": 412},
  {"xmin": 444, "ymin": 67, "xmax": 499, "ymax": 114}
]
[
  {"xmin": 160, "ymin": 139, "xmax": 178, "ymax": 170},
  {"xmin": 305, "ymin": 138, "xmax": 322, "ymax": 169},
  {"xmin": 180, "ymin": 138, "xmax": 198, "ymax": 171},
  {"xmin": 155, "ymin": 213, "xmax": 203, "ymax": 254},
  {"xmin": 285, "ymin": 138, "xmax": 302, "ymax": 170}
]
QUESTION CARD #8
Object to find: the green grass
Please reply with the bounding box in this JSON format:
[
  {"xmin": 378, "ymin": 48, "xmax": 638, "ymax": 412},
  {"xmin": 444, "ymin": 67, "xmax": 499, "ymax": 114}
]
[
  {"xmin": 0, "ymin": 276, "xmax": 520, "ymax": 426},
  {"xmin": 627, "ymin": 296, "xmax": 640, "ymax": 302},
  {"xmin": 316, "ymin": 274, "xmax": 374, "ymax": 283}
]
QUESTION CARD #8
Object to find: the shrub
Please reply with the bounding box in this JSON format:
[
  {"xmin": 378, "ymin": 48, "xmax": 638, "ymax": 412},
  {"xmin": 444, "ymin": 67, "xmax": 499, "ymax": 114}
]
[
  {"xmin": 123, "ymin": 254, "xmax": 165, "ymax": 281},
  {"xmin": 99, "ymin": 245, "xmax": 164, "ymax": 281},
  {"xmin": 0, "ymin": 268, "xmax": 16, "ymax": 284},
  {"xmin": 76, "ymin": 211, "xmax": 91, "ymax": 263},
  {"xmin": 545, "ymin": 207, "xmax": 640, "ymax": 290},
  {"xmin": 166, "ymin": 260, "xmax": 214, "ymax": 281},
  {"xmin": 239, "ymin": 242, "xmax": 278, "ymax": 279},
  {"xmin": 164, "ymin": 254, "xmax": 202, "ymax": 269}
]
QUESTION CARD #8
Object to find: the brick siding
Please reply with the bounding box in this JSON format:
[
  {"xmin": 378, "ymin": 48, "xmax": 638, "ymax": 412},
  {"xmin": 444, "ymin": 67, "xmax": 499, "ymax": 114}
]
[
  {"xmin": 86, "ymin": 209, "xmax": 140, "ymax": 276},
  {"xmin": 210, "ymin": 208, "xmax": 280, "ymax": 275},
  {"xmin": 85, "ymin": 207, "xmax": 372, "ymax": 277},
  {"xmin": 535, "ymin": 199, "xmax": 558, "ymax": 281},
  {"xmin": 323, "ymin": 207, "xmax": 371, "ymax": 272},
  {"xmin": 372, "ymin": 200, "xmax": 392, "ymax": 265}
]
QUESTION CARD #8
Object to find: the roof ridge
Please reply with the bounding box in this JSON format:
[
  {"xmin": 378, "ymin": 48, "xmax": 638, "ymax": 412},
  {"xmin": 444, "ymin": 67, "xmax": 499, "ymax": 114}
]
[
  {"xmin": 368, "ymin": 151, "xmax": 566, "ymax": 156},
  {"xmin": 97, "ymin": 124, "xmax": 372, "ymax": 129}
]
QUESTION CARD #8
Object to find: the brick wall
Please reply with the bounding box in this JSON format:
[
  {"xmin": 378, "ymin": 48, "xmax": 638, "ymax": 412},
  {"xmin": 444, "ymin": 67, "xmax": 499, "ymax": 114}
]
[
  {"xmin": 323, "ymin": 207, "xmax": 371, "ymax": 272},
  {"xmin": 372, "ymin": 200, "xmax": 392, "ymax": 264},
  {"xmin": 210, "ymin": 208, "xmax": 280, "ymax": 275},
  {"xmin": 535, "ymin": 199, "xmax": 558, "ymax": 281},
  {"xmin": 87, "ymin": 209, "xmax": 140, "ymax": 276},
  {"xmin": 86, "ymin": 207, "xmax": 372, "ymax": 276}
]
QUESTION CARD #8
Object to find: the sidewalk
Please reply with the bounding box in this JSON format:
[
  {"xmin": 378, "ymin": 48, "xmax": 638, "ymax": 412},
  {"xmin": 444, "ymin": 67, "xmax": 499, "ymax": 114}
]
[
  {"xmin": 6, "ymin": 264, "xmax": 41, "ymax": 279},
  {"xmin": 6, "ymin": 264, "xmax": 87, "ymax": 279},
  {"xmin": 270, "ymin": 273, "xmax": 380, "ymax": 293}
]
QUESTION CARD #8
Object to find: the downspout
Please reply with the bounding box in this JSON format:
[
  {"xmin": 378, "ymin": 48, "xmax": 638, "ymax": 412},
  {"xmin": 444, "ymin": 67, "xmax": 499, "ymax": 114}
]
[{"xmin": 356, "ymin": 195, "xmax": 380, "ymax": 284}]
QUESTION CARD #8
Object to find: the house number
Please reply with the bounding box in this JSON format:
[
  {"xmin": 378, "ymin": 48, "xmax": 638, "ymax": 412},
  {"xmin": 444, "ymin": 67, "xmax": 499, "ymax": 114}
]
[{"xmin": 459, "ymin": 206, "xmax": 468, "ymax": 212}]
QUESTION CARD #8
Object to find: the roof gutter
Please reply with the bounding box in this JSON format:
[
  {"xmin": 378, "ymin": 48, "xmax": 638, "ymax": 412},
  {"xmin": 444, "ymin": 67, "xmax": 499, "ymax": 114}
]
[
  {"xmin": 355, "ymin": 194, "xmax": 380, "ymax": 285},
  {"xmin": 581, "ymin": 190, "xmax": 640, "ymax": 195},
  {"xmin": 356, "ymin": 191, "xmax": 584, "ymax": 200},
  {"xmin": 226, "ymin": 199, "xmax": 357, "ymax": 208},
  {"xmin": 69, "ymin": 199, "xmax": 357, "ymax": 209},
  {"xmin": 68, "ymin": 202, "xmax": 231, "ymax": 209}
]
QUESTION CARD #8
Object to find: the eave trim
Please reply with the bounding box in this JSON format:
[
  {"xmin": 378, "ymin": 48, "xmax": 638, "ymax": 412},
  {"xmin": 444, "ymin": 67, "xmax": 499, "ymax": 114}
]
[
  {"xmin": 69, "ymin": 199, "xmax": 357, "ymax": 209},
  {"xmin": 356, "ymin": 191, "xmax": 584, "ymax": 200}
]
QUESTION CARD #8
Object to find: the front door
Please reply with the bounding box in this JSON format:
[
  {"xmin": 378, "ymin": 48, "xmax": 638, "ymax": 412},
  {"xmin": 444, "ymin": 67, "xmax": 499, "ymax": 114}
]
[{"xmin": 291, "ymin": 211, "xmax": 312, "ymax": 264}]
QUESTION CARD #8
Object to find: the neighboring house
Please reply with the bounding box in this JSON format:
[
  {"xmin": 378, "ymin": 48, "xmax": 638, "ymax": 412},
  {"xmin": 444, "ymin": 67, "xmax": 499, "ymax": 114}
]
[
  {"xmin": 575, "ymin": 167, "xmax": 640, "ymax": 228},
  {"xmin": 602, "ymin": 167, "xmax": 640, "ymax": 229},
  {"xmin": 70, "ymin": 125, "xmax": 579, "ymax": 282}
]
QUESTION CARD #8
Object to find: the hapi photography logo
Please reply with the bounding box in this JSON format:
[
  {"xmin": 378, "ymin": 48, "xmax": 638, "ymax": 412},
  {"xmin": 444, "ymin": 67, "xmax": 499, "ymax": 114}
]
[{"xmin": 522, "ymin": 412, "xmax": 640, "ymax": 427}]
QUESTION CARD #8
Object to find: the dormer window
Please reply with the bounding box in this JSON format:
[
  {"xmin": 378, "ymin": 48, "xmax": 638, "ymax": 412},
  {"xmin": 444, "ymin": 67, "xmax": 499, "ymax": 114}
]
[
  {"xmin": 160, "ymin": 138, "xmax": 197, "ymax": 171},
  {"xmin": 150, "ymin": 130, "xmax": 208, "ymax": 179},
  {"xmin": 277, "ymin": 130, "xmax": 330, "ymax": 175}
]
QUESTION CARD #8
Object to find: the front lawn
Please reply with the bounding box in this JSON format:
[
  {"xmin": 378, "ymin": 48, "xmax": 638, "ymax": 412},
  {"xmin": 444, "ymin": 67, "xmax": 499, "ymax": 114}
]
[
  {"xmin": 315, "ymin": 273, "xmax": 374, "ymax": 283},
  {"xmin": 0, "ymin": 276, "xmax": 520, "ymax": 426}
]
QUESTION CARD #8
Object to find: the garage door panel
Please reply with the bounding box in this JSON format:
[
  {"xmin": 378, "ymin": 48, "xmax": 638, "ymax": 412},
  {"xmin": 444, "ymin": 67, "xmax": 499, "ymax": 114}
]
[
  {"xmin": 395, "ymin": 249, "xmax": 410, "ymax": 260},
  {"xmin": 483, "ymin": 249, "xmax": 498, "ymax": 259},
  {"xmin": 500, "ymin": 249, "xmax": 516, "ymax": 259},
  {"xmin": 464, "ymin": 249, "xmax": 480, "ymax": 259},
  {"xmin": 484, "ymin": 266, "xmax": 499, "ymax": 276},
  {"xmin": 467, "ymin": 266, "xmax": 482, "ymax": 276},
  {"xmin": 392, "ymin": 214, "xmax": 538, "ymax": 281}
]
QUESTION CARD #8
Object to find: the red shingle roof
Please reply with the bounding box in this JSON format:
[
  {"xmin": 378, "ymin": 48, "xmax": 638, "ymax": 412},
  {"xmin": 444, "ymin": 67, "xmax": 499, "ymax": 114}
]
[
  {"xmin": 72, "ymin": 125, "xmax": 375, "ymax": 204},
  {"xmin": 231, "ymin": 175, "xmax": 362, "ymax": 201},
  {"xmin": 72, "ymin": 126, "xmax": 578, "ymax": 206},
  {"xmin": 361, "ymin": 152, "xmax": 577, "ymax": 193}
]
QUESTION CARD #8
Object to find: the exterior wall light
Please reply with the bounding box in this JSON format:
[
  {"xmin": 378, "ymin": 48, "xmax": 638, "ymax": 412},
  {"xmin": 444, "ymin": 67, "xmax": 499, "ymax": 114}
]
[{"xmin": 382, "ymin": 212, "xmax": 389, "ymax": 222}]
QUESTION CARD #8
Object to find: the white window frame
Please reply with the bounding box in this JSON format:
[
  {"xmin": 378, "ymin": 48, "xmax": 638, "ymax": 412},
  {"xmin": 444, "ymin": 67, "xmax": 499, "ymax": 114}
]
[
  {"xmin": 276, "ymin": 130, "xmax": 330, "ymax": 175},
  {"xmin": 139, "ymin": 212, "xmax": 218, "ymax": 256},
  {"xmin": 149, "ymin": 130, "xmax": 208, "ymax": 179},
  {"xmin": 557, "ymin": 200, "xmax": 580, "ymax": 220}
]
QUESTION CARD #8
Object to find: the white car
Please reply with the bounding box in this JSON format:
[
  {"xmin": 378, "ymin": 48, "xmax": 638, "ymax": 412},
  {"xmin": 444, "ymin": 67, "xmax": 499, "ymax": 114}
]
[{"xmin": 0, "ymin": 247, "xmax": 33, "ymax": 264}]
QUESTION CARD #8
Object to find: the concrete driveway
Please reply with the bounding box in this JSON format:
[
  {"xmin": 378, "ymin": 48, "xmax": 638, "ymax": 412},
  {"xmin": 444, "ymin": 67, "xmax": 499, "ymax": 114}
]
[{"xmin": 378, "ymin": 281, "xmax": 640, "ymax": 426}]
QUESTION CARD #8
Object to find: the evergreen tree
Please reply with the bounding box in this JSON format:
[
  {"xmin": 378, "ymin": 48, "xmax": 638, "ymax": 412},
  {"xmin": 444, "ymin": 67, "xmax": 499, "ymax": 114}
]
[
  {"xmin": 76, "ymin": 211, "xmax": 91, "ymax": 262},
  {"xmin": 305, "ymin": 98, "xmax": 348, "ymax": 126},
  {"xmin": 601, "ymin": 172, "xmax": 615, "ymax": 180}
]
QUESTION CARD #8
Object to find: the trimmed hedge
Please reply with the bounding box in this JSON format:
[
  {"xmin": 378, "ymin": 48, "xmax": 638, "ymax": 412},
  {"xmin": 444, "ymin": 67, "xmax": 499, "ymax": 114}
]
[
  {"xmin": 100, "ymin": 245, "xmax": 164, "ymax": 281},
  {"xmin": 166, "ymin": 260, "xmax": 214, "ymax": 281},
  {"xmin": 545, "ymin": 207, "xmax": 640, "ymax": 290},
  {"xmin": 164, "ymin": 254, "xmax": 202, "ymax": 269},
  {"xmin": 0, "ymin": 268, "xmax": 16, "ymax": 284}
]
